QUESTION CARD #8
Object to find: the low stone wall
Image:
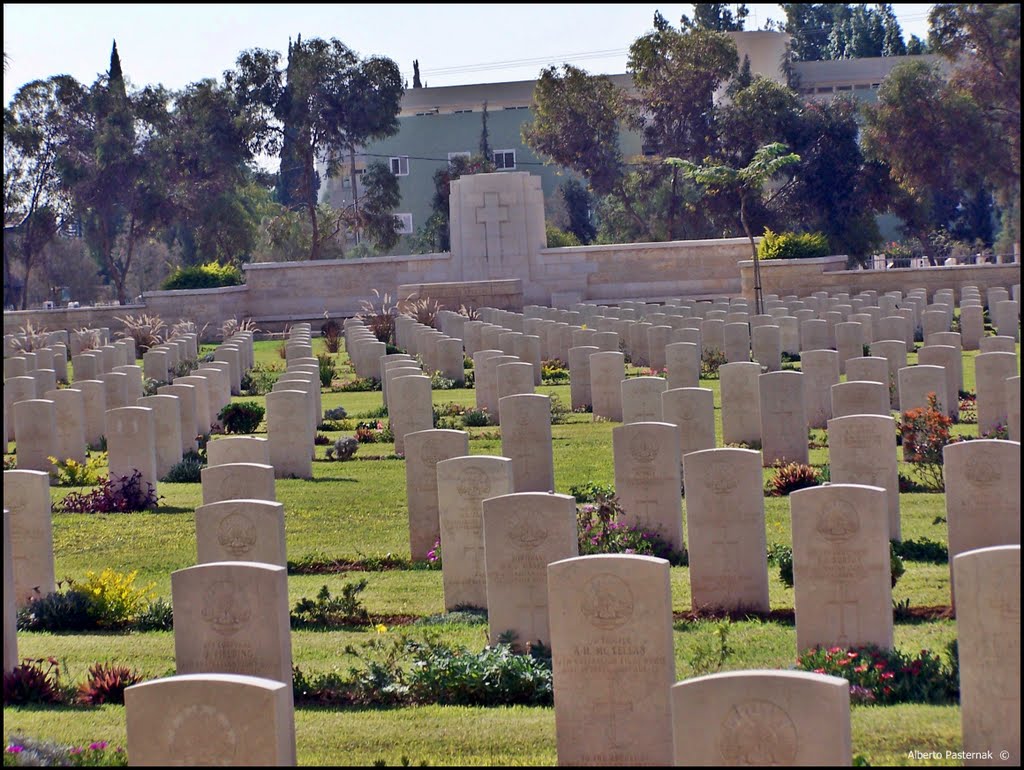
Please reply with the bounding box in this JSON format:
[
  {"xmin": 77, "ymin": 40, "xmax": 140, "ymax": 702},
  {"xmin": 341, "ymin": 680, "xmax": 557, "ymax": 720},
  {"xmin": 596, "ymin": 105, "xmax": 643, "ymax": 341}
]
[
  {"xmin": 243, "ymin": 253, "xmax": 453, "ymax": 323},
  {"xmin": 534, "ymin": 237, "xmax": 754, "ymax": 304},
  {"xmin": 3, "ymin": 285, "xmax": 250, "ymax": 341},
  {"xmin": 397, "ymin": 279, "xmax": 523, "ymax": 312},
  {"xmin": 739, "ymin": 256, "xmax": 1022, "ymax": 302}
]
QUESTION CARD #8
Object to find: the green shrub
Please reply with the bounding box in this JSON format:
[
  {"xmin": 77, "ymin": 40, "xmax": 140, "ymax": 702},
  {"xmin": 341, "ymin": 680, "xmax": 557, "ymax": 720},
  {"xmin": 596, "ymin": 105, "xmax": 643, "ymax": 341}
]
[
  {"xmin": 161, "ymin": 450, "xmax": 206, "ymax": 483},
  {"xmin": 291, "ymin": 581, "xmax": 370, "ymax": 628},
  {"xmin": 764, "ymin": 462, "xmax": 823, "ymax": 496},
  {"xmin": 161, "ymin": 261, "xmax": 244, "ymax": 291},
  {"xmin": 48, "ymin": 454, "xmax": 106, "ymax": 487},
  {"xmin": 545, "ymin": 224, "xmax": 581, "ymax": 248},
  {"xmin": 569, "ymin": 481, "xmax": 615, "ymax": 503},
  {"xmin": 241, "ymin": 363, "xmax": 283, "ymax": 396},
  {"xmin": 80, "ymin": 568, "xmax": 156, "ymax": 629},
  {"xmin": 757, "ymin": 228, "xmax": 830, "ymax": 260},
  {"xmin": 318, "ymin": 354, "xmax": 337, "ymax": 388},
  {"xmin": 17, "ymin": 584, "xmax": 95, "ymax": 632},
  {"xmin": 132, "ymin": 597, "xmax": 174, "ymax": 631},
  {"xmin": 217, "ymin": 402, "xmax": 265, "ymax": 434}
]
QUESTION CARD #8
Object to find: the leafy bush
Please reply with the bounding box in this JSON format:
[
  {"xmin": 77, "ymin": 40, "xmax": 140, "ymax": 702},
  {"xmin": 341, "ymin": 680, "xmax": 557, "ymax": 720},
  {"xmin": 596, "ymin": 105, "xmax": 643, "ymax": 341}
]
[
  {"xmin": 49, "ymin": 454, "xmax": 106, "ymax": 487},
  {"xmin": 132, "ymin": 596, "xmax": 174, "ymax": 631},
  {"xmin": 80, "ymin": 568, "xmax": 156, "ymax": 629},
  {"xmin": 3, "ymin": 657, "xmax": 67, "ymax": 706},
  {"xmin": 291, "ymin": 582, "xmax": 370, "ymax": 628},
  {"xmin": 355, "ymin": 420, "xmax": 394, "ymax": 443},
  {"xmin": 161, "ymin": 261, "xmax": 244, "ymax": 290},
  {"xmin": 546, "ymin": 224, "xmax": 582, "ymax": 248},
  {"xmin": 549, "ymin": 394, "xmax": 571, "ymax": 425},
  {"xmin": 338, "ymin": 377, "xmax": 381, "ymax": 392},
  {"xmin": 77, "ymin": 662, "xmax": 144, "ymax": 705},
  {"xmin": 700, "ymin": 348, "xmax": 728, "ymax": 378},
  {"xmin": 17, "ymin": 582, "xmax": 94, "ymax": 632},
  {"xmin": 318, "ymin": 353, "xmax": 337, "ymax": 388},
  {"xmin": 314, "ymin": 433, "xmax": 332, "ymax": 446},
  {"xmin": 217, "ymin": 401, "xmax": 265, "ymax": 434},
  {"xmin": 429, "ymin": 371, "xmax": 458, "ymax": 390},
  {"xmin": 540, "ymin": 359, "xmax": 569, "ymax": 384},
  {"xmin": 766, "ymin": 543, "xmax": 794, "ymax": 587},
  {"xmin": 758, "ymin": 228, "xmax": 830, "ymax": 260},
  {"xmin": 161, "ymin": 450, "xmax": 206, "ymax": 483},
  {"xmin": 892, "ymin": 537, "xmax": 948, "ymax": 563},
  {"xmin": 764, "ymin": 462, "xmax": 824, "ymax": 496},
  {"xmin": 576, "ymin": 494, "xmax": 686, "ymax": 565},
  {"xmin": 325, "ymin": 437, "xmax": 359, "ymax": 461},
  {"xmin": 323, "ymin": 406, "xmax": 348, "ymax": 421},
  {"xmin": 56, "ymin": 471, "xmax": 160, "ymax": 513},
  {"xmin": 795, "ymin": 644, "xmax": 957, "ymax": 705},
  {"xmin": 898, "ymin": 393, "xmax": 955, "ymax": 491},
  {"xmin": 461, "ymin": 407, "xmax": 494, "ymax": 427},
  {"xmin": 241, "ymin": 363, "xmax": 283, "ymax": 396},
  {"xmin": 569, "ymin": 481, "xmax": 616, "ymax": 503}
]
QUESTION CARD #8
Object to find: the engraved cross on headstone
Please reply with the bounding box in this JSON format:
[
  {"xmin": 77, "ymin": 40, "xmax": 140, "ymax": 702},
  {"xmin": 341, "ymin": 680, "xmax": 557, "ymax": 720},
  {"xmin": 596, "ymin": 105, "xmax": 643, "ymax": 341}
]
[
  {"xmin": 711, "ymin": 524, "xmax": 742, "ymax": 572},
  {"xmin": 514, "ymin": 581, "xmax": 548, "ymax": 647},
  {"xmin": 463, "ymin": 544, "xmax": 486, "ymax": 582},
  {"xmin": 589, "ymin": 678, "xmax": 634, "ymax": 749},
  {"xmin": 826, "ymin": 582, "xmax": 859, "ymax": 647},
  {"xmin": 476, "ymin": 192, "xmax": 508, "ymax": 261}
]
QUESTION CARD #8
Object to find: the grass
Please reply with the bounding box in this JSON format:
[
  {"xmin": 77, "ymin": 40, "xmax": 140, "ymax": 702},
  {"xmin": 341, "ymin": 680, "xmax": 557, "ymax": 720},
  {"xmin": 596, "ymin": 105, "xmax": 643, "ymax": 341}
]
[{"xmin": 5, "ymin": 335, "xmax": 1019, "ymax": 765}]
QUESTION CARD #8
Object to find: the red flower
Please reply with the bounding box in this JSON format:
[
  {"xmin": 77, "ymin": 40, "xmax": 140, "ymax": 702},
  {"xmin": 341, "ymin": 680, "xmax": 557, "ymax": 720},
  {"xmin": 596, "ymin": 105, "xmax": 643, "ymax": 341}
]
[
  {"xmin": 813, "ymin": 668, "xmax": 826, "ymax": 674},
  {"xmin": 874, "ymin": 663, "xmax": 886, "ymax": 670},
  {"xmin": 837, "ymin": 658, "xmax": 850, "ymax": 666},
  {"xmin": 881, "ymin": 671, "xmax": 895, "ymax": 680},
  {"xmin": 847, "ymin": 651, "xmax": 859, "ymax": 659}
]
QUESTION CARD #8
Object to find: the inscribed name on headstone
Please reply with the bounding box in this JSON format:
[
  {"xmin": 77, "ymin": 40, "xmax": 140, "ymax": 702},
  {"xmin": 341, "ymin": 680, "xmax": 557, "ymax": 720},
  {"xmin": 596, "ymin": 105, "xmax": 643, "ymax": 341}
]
[
  {"xmin": 952, "ymin": 545, "xmax": 1020, "ymax": 766},
  {"xmin": 943, "ymin": 439, "xmax": 1021, "ymax": 607},
  {"xmin": 436, "ymin": 455, "xmax": 514, "ymax": 610},
  {"xmin": 682, "ymin": 448, "xmax": 769, "ymax": 612},
  {"xmin": 405, "ymin": 429, "xmax": 469, "ymax": 561},
  {"xmin": 791, "ymin": 483, "xmax": 893, "ymax": 651},
  {"xmin": 548, "ymin": 554, "xmax": 675, "ymax": 766},
  {"xmin": 3, "ymin": 470, "xmax": 55, "ymax": 609},
  {"xmin": 612, "ymin": 422, "xmax": 683, "ymax": 552},
  {"xmin": 482, "ymin": 492, "xmax": 578, "ymax": 648},
  {"xmin": 499, "ymin": 394, "xmax": 555, "ymax": 493},
  {"xmin": 759, "ymin": 371, "xmax": 809, "ymax": 466}
]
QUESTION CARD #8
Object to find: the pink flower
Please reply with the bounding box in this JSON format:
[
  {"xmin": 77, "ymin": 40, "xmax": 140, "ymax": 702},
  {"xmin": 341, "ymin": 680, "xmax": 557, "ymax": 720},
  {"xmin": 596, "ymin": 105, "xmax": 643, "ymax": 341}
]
[
  {"xmin": 6, "ymin": 746, "xmax": 24, "ymax": 754},
  {"xmin": 89, "ymin": 742, "xmax": 108, "ymax": 751}
]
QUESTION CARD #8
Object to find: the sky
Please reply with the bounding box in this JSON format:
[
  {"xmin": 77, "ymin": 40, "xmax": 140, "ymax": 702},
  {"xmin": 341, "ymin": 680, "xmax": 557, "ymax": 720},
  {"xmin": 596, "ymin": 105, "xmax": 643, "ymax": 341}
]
[{"xmin": 3, "ymin": 3, "xmax": 935, "ymax": 105}]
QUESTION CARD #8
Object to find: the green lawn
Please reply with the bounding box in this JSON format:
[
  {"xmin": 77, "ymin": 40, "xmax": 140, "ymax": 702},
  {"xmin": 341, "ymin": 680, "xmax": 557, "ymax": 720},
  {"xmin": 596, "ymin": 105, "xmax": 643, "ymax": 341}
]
[{"xmin": 5, "ymin": 335, "xmax": 1019, "ymax": 765}]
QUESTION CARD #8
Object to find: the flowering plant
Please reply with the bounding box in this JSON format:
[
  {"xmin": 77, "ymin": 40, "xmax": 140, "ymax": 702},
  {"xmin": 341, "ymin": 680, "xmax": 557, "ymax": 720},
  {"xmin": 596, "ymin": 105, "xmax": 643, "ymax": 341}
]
[
  {"xmin": 897, "ymin": 393, "xmax": 956, "ymax": 490},
  {"xmin": 795, "ymin": 644, "xmax": 956, "ymax": 705},
  {"xmin": 576, "ymin": 493, "xmax": 686, "ymax": 565}
]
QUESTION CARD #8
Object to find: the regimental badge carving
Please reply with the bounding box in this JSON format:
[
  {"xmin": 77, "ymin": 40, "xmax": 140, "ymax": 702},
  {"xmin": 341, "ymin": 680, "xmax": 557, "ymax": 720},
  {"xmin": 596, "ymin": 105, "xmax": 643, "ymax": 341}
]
[
  {"xmin": 216, "ymin": 513, "xmax": 257, "ymax": 558},
  {"xmin": 719, "ymin": 699, "xmax": 798, "ymax": 766},
  {"xmin": 508, "ymin": 510, "xmax": 548, "ymax": 550},
  {"xmin": 628, "ymin": 432, "xmax": 659, "ymax": 464},
  {"xmin": 816, "ymin": 500, "xmax": 860, "ymax": 543},
  {"xmin": 580, "ymin": 573, "xmax": 634, "ymax": 630},
  {"xmin": 418, "ymin": 438, "xmax": 441, "ymax": 470},
  {"xmin": 457, "ymin": 466, "xmax": 492, "ymax": 498},
  {"xmin": 167, "ymin": 704, "xmax": 237, "ymax": 765},
  {"xmin": 964, "ymin": 449, "xmax": 1000, "ymax": 485},
  {"xmin": 709, "ymin": 463, "xmax": 739, "ymax": 495},
  {"xmin": 200, "ymin": 580, "xmax": 252, "ymax": 636}
]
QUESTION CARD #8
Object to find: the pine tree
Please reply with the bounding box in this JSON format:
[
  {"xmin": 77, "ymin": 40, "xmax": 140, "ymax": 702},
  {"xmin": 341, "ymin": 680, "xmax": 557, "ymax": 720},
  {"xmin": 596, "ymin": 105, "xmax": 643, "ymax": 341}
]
[
  {"xmin": 108, "ymin": 40, "xmax": 126, "ymax": 98},
  {"xmin": 413, "ymin": 59, "xmax": 422, "ymax": 88}
]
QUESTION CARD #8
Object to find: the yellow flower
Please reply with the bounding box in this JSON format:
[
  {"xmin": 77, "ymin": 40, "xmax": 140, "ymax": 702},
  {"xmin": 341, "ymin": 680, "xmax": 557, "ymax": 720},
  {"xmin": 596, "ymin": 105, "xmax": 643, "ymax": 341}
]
[{"xmin": 375, "ymin": 624, "xmax": 388, "ymax": 634}]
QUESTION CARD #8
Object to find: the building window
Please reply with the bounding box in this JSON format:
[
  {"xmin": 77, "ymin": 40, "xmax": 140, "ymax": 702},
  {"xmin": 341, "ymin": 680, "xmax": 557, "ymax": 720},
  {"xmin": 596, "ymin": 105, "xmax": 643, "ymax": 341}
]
[
  {"xmin": 453, "ymin": 109, "xmax": 473, "ymax": 114},
  {"xmin": 493, "ymin": 149, "xmax": 516, "ymax": 170},
  {"xmin": 448, "ymin": 151, "xmax": 471, "ymax": 167},
  {"xmin": 390, "ymin": 156, "xmax": 409, "ymax": 176},
  {"xmin": 394, "ymin": 213, "xmax": 413, "ymax": 234}
]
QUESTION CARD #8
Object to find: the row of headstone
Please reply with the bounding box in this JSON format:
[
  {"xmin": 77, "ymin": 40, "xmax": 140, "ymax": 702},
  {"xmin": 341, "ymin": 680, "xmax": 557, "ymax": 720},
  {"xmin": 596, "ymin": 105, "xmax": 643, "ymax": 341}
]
[
  {"xmin": 267, "ymin": 324, "xmax": 316, "ymax": 478},
  {"xmin": 545, "ymin": 544, "xmax": 1018, "ymax": 765}
]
